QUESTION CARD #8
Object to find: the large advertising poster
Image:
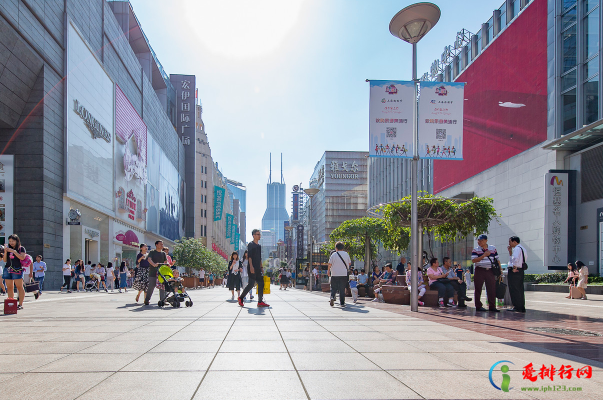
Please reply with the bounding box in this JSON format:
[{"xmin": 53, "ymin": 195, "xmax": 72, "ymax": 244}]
[
  {"xmin": 418, "ymin": 81, "xmax": 464, "ymax": 160},
  {"xmin": 0, "ymin": 155, "xmax": 14, "ymax": 245},
  {"xmin": 432, "ymin": 0, "xmax": 547, "ymax": 193},
  {"xmin": 369, "ymin": 80, "xmax": 414, "ymax": 158},
  {"xmin": 115, "ymin": 85, "xmax": 147, "ymax": 229},
  {"xmin": 66, "ymin": 22, "xmax": 114, "ymax": 212},
  {"xmin": 544, "ymin": 173, "xmax": 568, "ymax": 269}
]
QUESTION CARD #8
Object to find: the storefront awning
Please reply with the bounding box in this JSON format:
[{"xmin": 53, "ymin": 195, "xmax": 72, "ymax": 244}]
[{"xmin": 543, "ymin": 119, "xmax": 603, "ymax": 151}]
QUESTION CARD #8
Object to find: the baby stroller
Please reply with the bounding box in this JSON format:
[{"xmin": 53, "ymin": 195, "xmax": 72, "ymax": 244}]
[
  {"xmin": 85, "ymin": 275, "xmax": 99, "ymax": 292},
  {"xmin": 156, "ymin": 265, "xmax": 193, "ymax": 308}
]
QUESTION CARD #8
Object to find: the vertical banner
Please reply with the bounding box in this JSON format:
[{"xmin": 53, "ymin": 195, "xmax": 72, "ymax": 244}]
[
  {"xmin": 214, "ymin": 186, "xmax": 225, "ymax": 221},
  {"xmin": 230, "ymin": 224, "xmax": 236, "ymax": 244},
  {"xmin": 544, "ymin": 173, "xmax": 568, "ymax": 268},
  {"xmin": 284, "ymin": 221, "xmax": 290, "ymax": 259},
  {"xmin": 369, "ymin": 80, "xmax": 414, "ymax": 158},
  {"xmin": 296, "ymin": 224, "xmax": 305, "ymax": 258},
  {"xmin": 292, "ymin": 192, "xmax": 299, "ymax": 221},
  {"xmin": 0, "ymin": 155, "xmax": 14, "ymax": 246},
  {"xmin": 225, "ymin": 214, "xmax": 233, "ymax": 238},
  {"xmin": 234, "ymin": 231, "xmax": 240, "ymax": 252},
  {"xmin": 418, "ymin": 81, "xmax": 465, "ymax": 160}
]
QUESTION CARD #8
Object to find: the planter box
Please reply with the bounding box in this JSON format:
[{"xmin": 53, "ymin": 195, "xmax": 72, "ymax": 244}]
[
  {"xmin": 526, "ymin": 284, "xmax": 603, "ymax": 295},
  {"xmin": 381, "ymin": 285, "xmax": 409, "ymax": 305},
  {"xmin": 423, "ymin": 290, "xmax": 458, "ymax": 307},
  {"xmin": 182, "ymin": 277, "xmax": 198, "ymax": 289},
  {"xmin": 214, "ymin": 278, "xmax": 223, "ymax": 285},
  {"xmin": 396, "ymin": 275, "xmax": 406, "ymax": 285},
  {"xmin": 321, "ymin": 283, "xmax": 330, "ymax": 292}
]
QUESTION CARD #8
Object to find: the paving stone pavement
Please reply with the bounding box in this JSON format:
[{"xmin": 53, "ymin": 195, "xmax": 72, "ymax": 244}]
[{"xmin": 0, "ymin": 286, "xmax": 601, "ymax": 400}]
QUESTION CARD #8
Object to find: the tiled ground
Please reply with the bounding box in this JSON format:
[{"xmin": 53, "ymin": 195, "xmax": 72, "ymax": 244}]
[{"xmin": 0, "ymin": 286, "xmax": 601, "ymax": 400}]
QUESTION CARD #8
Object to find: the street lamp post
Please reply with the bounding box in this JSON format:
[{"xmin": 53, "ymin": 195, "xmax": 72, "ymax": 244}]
[
  {"xmin": 389, "ymin": 3, "xmax": 440, "ymax": 312},
  {"xmin": 304, "ymin": 188, "xmax": 319, "ymax": 291}
]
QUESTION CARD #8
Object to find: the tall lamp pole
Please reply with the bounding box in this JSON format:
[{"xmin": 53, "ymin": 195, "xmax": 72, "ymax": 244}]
[
  {"xmin": 389, "ymin": 3, "xmax": 440, "ymax": 312},
  {"xmin": 304, "ymin": 188, "xmax": 319, "ymax": 291}
]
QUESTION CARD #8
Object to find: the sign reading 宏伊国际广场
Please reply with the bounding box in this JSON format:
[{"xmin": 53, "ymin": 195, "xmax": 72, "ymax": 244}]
[
  {"xmin": 544, "ymin": 173, "xmax": 568, "ymax": 268},
  {"xmin": 418, "ymin": 81, "xmax": 464, "ymax": 160},
  {"xmin": 369, "ymin": 80, "xmax": 414, "ymax": 158}
]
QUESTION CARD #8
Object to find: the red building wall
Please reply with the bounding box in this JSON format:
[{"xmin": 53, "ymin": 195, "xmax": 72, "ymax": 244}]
[{"xmin": 433, "ymin": 0, "xmax": 547, "ymax": 193}]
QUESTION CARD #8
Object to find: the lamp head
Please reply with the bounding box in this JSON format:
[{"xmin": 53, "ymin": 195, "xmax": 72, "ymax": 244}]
[
  {"xmin": 389, "ymin": 3, "xmax": 441, "ymax": 44},
  {"xmin": 304, "ymin": 188, "xmax": 319, "ymax": 197}
]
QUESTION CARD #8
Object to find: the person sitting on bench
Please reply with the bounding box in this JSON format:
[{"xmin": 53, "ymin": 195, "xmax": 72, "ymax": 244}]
[
  {"xmin": 441, "ymin": 257, "xmax": 471, "ymax": 308},
  {"xmin": 405, "ymin": 262, "xmax": 425, "ymax": 306},
  {"xmin": 426, "ymin": 258, "xmax": 455, "ymax": 308}
]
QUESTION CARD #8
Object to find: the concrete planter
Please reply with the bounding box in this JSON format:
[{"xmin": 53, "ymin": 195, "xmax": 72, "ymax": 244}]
[
  {"xmin": 526, "ymin": 284, "xmax": 603, "ymax": 295},
  {"xmin": 381, "ymin": 285, "xmax": 409, "ymax": 305}
]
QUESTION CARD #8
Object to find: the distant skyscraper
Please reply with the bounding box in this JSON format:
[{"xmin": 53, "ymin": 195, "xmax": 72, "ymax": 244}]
[{"xmin": 262, "ymin": 153, "xmax": 289, "ymax": 244}]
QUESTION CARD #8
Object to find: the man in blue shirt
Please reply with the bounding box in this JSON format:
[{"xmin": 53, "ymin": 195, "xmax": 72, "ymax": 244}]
[
  {"xmin": 442, "ymin": 257, "xmax": 471, "ymax": 308},
  {"xmin": 33, "ymin": 255, "xmax": 47, "ymax": 296}
]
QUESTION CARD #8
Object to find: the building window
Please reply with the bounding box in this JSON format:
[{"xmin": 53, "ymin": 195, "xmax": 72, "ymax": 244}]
[
  {"xmin": 486, "ymin": 16, "xmax": 493, "ymax": 43},
  {"xmin": 499, "ymin": 4, "xmax": 507, "ymax": 29},
  {"xmin": 584, "ymin": 0, "xmax": 599, "ymax": 14},
  {"xmin": 562, "ymin": 4, "xmax": 577, "ymax": 30},
  {"xmin": 584, "ymin": 75, "xmax": 599, "ymax": 125},
  {"xmin": 562, "ymin": 24, "xmax": 577, "ymax": 73},
  {"xmin": 512, "ymin": 0, "xmax": 520, "ymax": 18},
  {"xmin": 562, "ymin": 88, "xmax": 577, "ymax": 135},
  {"xmin": 561, "ymin": 68, "xmax": 577, "ymax": 91},
  {"xmin": 585, "ymin": 55, "xmax": 599, "ymax": 79},
  {"xmin": 584, "ymin": 8, "xmax": 599, "ymax": 60}
]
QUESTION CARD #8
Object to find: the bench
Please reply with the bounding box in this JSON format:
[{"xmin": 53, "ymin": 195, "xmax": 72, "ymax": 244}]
[{"xmin": 381, "ymin": 285, "xmax": 409, "ymax": 305}]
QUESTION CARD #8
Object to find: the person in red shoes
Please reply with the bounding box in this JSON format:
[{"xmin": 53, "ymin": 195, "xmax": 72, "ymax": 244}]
[{"xmin": 238, "ymin": 229, "xmax": 269, "ymax": 308}]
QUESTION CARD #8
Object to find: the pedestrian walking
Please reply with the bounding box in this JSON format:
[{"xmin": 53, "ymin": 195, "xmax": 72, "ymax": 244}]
[
  {"xmin": 134, "ymin": 244, "xmax": 150, "ymax": 302},
  {"xmin": 238, "ymin": 229, "xmax": 270, "ymax": 307},
  {"xmin": 471, "ymin": 234, "xmax": 500, "ymax": 312},
  {"xmin": 2, "ymin": 234, "xmax": 28, "ymax": 309},
  {"xmin": 507, "ymin": 236, "xmax": 527, "ymax": 312},
  {"xmin": 240, "ymin": 251, "xmax": 253, "ymax": 300},
  {"xmin": 575, "ymin": 260, "xmax": 589, "ymax": 300},
  {"xmin": 302, "ymin": 267, "xmax": 309, "ymax": 290},
  {"xmin": 84, "ymin": 261, "xmax": 92, "ymax": 283},
  {"xmin": 198, "ymin": 267, "xmax": 205, "ymax": 288},
  {"xmin": 60, "ymin": 259, "xmax": 72, "ymax": 293},
  {"xmin": 75, "ymin": 260, "xmax": 86, "ymax": 292},
  {"xmin": 95, "ymin": 263, "xmax": 109, "ymax": 292},
  {"xmin": 349, "ymin": 273, "xmax": 358, "ymax": 303},
  {"xmin": 143, "ymin": 240, "xmax": 167, "ymax": 306},
  {"xmin": 33, "ymin": 255, "xmax": 47, "ymax": 296},
  {"xmin": 209, "ymin": 272, "xmax": 214, "ymax": 288},
  {"xmin": 118, "ymin": 261, "xmax": 128, "ymax": 293},
  {"xmin": 163, "ymin": 247, "xmax": 173, "ymax": 266},
  {"xmin": 106, "ymin": 262, "xmax": 116, "ymax": 292},
  {"xmin": 328, "ymin": 242, "xmax": 351, "ymax": 307},
  {"xmin": 464, "ymin": 268, "xmax": 472, "ymax": 290},
  {"xmin": 228, "ymin": 252, "xmax": 242, "ymax": 300}
]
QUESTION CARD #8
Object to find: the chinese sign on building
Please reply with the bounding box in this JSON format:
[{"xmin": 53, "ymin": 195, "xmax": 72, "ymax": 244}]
[
  {"xmin": 296, "ymin": 224, "xmax": 304, "ymax": 259},
  {"xmin": 329, "ymin": 160, "xmax": 360, "ymax": 179},
  {"xmin": 225, "ymin": 214, "xmax": 233, "ymax": 239},
  {"xmin": 369, "ymin": 80, "xmax": 414, "ymax": 158},
  {"xmin": 214, "ymin": 186, "xmax": 225, "ymax": 221},
  {"xmin": 418, "ymin": 81, "xmax": 464, "ymax": 160},
  {"xmin": 292, "ymin": 192, "xmax": 299, "ymax": 221},
  {"xmin": 544, "ymin": 173, "xmax": 568, "ymax": 268}
]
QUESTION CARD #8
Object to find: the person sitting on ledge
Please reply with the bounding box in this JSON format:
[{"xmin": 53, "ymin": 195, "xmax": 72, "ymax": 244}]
[
  {"xmin": 426, "ymin": 258, "xmax": 455, "ymax": 308},
  {"xmin": 405, "ymin": 262, "xmax": 425, "ymax": 306},
  {"xmin": 441, "ymin": 257, "xmax": 471, "ymax": 308},
  {"xmin": 372, "ymin": 263, "xmax": 395, "ymax": 302}
]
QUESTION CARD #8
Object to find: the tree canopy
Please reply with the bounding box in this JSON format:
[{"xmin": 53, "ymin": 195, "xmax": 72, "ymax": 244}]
[{"xmin": 172, "ymin": 237, "xmax": 228, "ymax": 273}]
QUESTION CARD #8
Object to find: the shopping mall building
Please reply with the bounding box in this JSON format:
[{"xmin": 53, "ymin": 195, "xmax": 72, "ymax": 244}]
[
  {"xmin": 369, "ymin": 0, "xmax": 603, "ymax": 274},
  {"xmin": 0, "ymin": 0, "xmax": 203, "ymax": 288}
]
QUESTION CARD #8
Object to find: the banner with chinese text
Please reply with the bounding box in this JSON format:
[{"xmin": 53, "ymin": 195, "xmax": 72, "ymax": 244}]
[
  {"xmin": 544, "ymin": 173, "xmax": 568, "ymax": 268},
  {"xmin": 214, "ymin": 186, "xmax": 224, "ymax": 221},
  {"xmin": 418, "ymin": 81, "xmax": 464, "ymax": 160},
  {"xmin": 225, "ymin": 214, "xmax": 233, "ymax": 238},
  {"xmin": 369, "ymin": 80, "xmax": 414, "ymax": 158}
]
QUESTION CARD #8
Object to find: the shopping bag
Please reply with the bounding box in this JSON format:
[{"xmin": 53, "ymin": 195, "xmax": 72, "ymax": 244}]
[
  {"xmin": 495, "ymin": 277, "xmax": 507, "ymax": 300},
  {"xmin": 25, "ymin": 281, "xmax": 39, "ymax": 293}
]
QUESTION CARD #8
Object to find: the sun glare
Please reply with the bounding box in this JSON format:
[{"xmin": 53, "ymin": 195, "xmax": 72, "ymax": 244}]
[{"xmin": 187, "ymin": 0, "xmax": 306, "ymax": 59}]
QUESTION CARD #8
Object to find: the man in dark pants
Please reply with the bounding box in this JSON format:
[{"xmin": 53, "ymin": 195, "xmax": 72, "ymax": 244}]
[
  {"xmin": 507, "ymin": 236, "xmax": 527, "ymax": 312},
  {"xmin": 471, "ymin": 234, "xmax": 499, "ymax": 312},
  {"xmin": 238, "ymin": 229, "xmax": 270, "ymax": 307},
  {"xmin": 327, "ymin": 242, "xmax": 351, "ymax": 307},
  {"xmin": 442, "ymin": 257, "xmax": 471, "ymax": 307},
  {"xmin": 144, "ymin": 240, "xmax": 167, "ymax": 306}
]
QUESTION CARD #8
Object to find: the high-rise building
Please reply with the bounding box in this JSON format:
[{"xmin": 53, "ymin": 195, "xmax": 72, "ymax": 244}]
[
  {"xmin": 261, "ymin": 153, "xmax": 289, "ymax": 245},
  {"xmin": 226, "ymin": 178, "xmax": 247, "ymax": 245}
]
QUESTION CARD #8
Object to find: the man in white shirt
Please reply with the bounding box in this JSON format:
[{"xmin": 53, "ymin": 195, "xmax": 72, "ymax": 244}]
[
  {"xmin": 471, "ymin": 234, "xmax": 500, "ymax": 313},
  {"xmin": 312, "ymin": 266, "xmax": 319, "ymax": 290},
  {"xmin": 327, "ymin": 242, "xmax": 351, "ymax": 307},
  {"xmin": 507, "ymin": 236, "xmax": 527, "ymax": 313},
  {"xmin": 198, "ymin": 268, "xmax": 205, "ymax": 288}
]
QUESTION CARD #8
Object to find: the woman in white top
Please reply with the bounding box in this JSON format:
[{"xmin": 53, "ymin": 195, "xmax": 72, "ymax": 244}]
[
  {"xmin": 106, "ymin": 262, "xmax": 116, "ymax": 292},
  {"xmin": 60, "ymin": 259, "xmax": 72, "ymax": 293},
  {"xmin": 575, "ymin": 260, "xmax": 588, "ymax": 300},
  {"xmin": 240, "ymin": 250, "xmax": 253, "ymax": 300}
]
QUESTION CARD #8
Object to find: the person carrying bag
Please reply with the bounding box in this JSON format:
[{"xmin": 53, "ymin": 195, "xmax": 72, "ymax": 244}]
[{"xmin": 327, "ymin": 242, "xmax": 351, "ymax": 307}]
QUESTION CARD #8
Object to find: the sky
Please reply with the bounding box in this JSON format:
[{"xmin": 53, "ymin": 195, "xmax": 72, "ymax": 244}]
[{"xmin": 128, "ymin": 0, "xmax": 504, "ymax": 240}]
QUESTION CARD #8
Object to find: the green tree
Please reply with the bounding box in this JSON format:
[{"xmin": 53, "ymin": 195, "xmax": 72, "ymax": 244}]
[
  {"xmin": 173, "ymin": 237, "xmax": 228, "ymax": 274},
  {"xmin": 378, "ymin": 194, "xmax": 499, "ymax": 257},
  {"xmin": 328, "ymin": 217, "xmax": 409, "ymax": 261}
]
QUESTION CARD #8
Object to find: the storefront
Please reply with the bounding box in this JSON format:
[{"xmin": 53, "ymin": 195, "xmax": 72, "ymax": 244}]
[{"xmin": 63, "ymin": 20, "xmax": 181, "ymax": 266}]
